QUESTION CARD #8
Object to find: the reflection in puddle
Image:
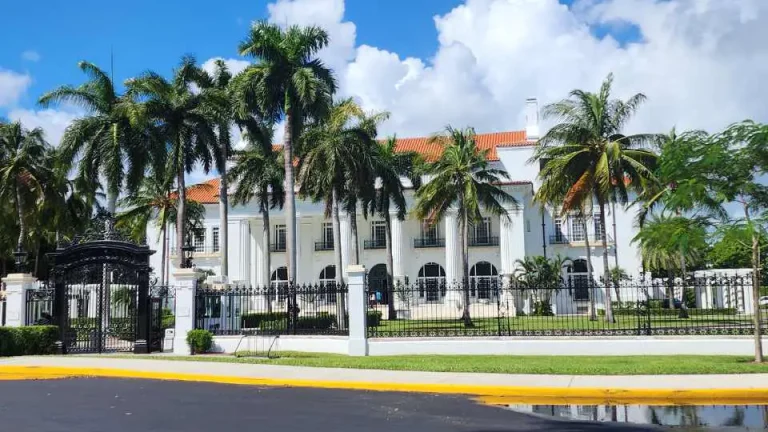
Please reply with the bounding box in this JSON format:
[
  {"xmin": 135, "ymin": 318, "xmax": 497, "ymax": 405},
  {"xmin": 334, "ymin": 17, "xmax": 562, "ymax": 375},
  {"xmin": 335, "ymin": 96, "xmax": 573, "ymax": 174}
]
[{"xmin": 497, "ymin": 404, "xmax": 768, "ymax": 430}]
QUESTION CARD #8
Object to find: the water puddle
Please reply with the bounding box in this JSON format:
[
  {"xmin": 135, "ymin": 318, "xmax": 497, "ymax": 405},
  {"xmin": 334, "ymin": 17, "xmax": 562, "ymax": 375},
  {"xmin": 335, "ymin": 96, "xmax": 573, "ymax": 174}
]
[{"xmin": 492, "ymin": 403, "xmax": 768, "ymax": 430}]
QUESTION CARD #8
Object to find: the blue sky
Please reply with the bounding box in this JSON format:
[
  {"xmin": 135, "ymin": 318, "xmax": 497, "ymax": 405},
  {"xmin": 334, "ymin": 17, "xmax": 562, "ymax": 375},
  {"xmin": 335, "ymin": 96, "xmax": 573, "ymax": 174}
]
[{"xmin": 0, "ymin": 0, "xmax": 644, "ymax": 117}]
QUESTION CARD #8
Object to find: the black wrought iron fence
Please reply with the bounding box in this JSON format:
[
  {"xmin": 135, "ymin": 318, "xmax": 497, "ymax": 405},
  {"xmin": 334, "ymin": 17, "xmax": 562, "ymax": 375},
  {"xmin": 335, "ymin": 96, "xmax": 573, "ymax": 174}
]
[
  {"xmin": 366, "ymin": 274, "xmax": 766, "ymax": 338},
  {"xmin": 25, "ymin": 281, "xmax": 54, "ymax": 325},
  {"xmin": 195, "ymin": 283, "xmax": 349, "ymax": 336},
  {"xmin": 1, "ymin": 282, "xmax": 6, "ymax": 326}
]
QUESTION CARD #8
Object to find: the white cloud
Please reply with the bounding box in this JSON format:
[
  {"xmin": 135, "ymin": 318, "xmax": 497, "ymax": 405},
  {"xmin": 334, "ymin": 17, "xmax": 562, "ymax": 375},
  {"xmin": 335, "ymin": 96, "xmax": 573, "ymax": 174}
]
[
  {"xmin": 265, "ymin": 0, "xmax": 768, "ymax": 139},
  {"xmin": 21, "ymin": 50, "xmax": 41, "ymax": 62},
  {"xmin": 201, "ymin": 57, "xmax": 250, "ymax": 76},
  {"xmin": 0, "ymin": 68, "xmax": 31, "ymax": 108},
  {"xmin": 8, "ymin": 107, "xmax": 81, "ymax": 147}
]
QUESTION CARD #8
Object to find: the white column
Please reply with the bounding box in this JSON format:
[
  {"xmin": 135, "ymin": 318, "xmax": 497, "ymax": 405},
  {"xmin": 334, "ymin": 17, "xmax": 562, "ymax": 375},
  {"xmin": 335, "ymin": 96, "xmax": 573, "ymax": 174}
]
[
  {"xmin": 172, "ymin": 268, "xmax": 201, "ymax": 355},
  {"xmin": 390, "ymin": 211, "xmax": 405, "ymax": 282},
  {"xmin": 239, "ymin": 220, "xmax": 251, "ymax": 284},
  {"xmin": 1, "ymin": 273, "xmax": 37, "ymax": 327},
  {"xmin": 253, "ymin": 219, "xmax": 269, "ymax": 287},
  {"xmin": 249, "ymin": 220, "xmax": 258, "ymax": 288},
  {"xmin": 444, "ymin": 210, "xmax": 461, "ymax": 283},
  {"xmin": 340, "ymin": 212, "xmax": 352, "ymax": 282},
  {"xmin": 499, "ymin": 205, "xmax": 525, "ymax": 276},
  {"xmin": 346, "ymin": 265, "xmax": 368, "ymax": 356}
]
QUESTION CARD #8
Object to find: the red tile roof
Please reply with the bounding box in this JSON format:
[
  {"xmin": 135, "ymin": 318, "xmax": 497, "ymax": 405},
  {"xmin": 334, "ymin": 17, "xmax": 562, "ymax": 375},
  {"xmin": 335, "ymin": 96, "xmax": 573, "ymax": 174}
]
[{"xmin": 184, "ymin": 130, "xmax": 532, "ymax": 203}]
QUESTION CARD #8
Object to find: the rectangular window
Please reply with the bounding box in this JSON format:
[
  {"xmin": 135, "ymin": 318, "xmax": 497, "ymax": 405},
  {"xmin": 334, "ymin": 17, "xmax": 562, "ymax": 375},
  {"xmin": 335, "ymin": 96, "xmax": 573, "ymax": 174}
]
[
  {"xmin": 554, "ymin": 218, "xmax": 565, "ymax": 242},
  {"xmin": 570, "ymin": 217, "xmax": 586, "ymax": 242},
  {"xmin": 594, "ymin": 214, "xmax": 605, "ymax": 241},
  {"xmin": 274, "ymin": 224, "xmax": 286, "ymax": 250},
  {"xmin": 421, "ymin": 222, "xmax": 438, "ymax": 241},
  {"xmin": 371, "ymin": 221, "xmax": 386, "ymax": 247},
  {"xmin": 194, "ymin": 230, "xmax": 206, "ymax": 252},
  {"xmin": 322, "ymin": 222, "xmax": 334, "ymax": 247},
  {"xmin": 212, "ymin": 227, "xmax": 220, "ymax": 253},
  {"xmin": 473, "ymin": 217, "xmax": 491, "ymax": 243}
]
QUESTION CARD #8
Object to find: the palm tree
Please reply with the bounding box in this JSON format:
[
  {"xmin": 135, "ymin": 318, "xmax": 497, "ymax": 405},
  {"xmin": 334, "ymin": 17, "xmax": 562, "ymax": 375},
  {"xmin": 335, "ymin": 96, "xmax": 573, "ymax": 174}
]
[
  {"xmin": 38, "ymin": 61, "xmax": 149, "ymax": 214},
  {"xmin": 125, "ymin": 56, "xmax": 225, "ymax": 267},
  {"xmin": 414, "ymin": 126, "xmax": 518, "ymax": 327},
  {"xmin": 0, "ymin": 121, "xmax": 51, "ymax": 270},
  {"xmin": 532, "ymin": 73, "xmax": 659, "ymax": 323},
  {"xmin": 632, "ymin": 213, "xmax": 708, "ymax": 313},
  {"xmin": 368, "ymin": 136, "xmax": 422, "ymax": 320},
  {"xmin": 233, "ymin": 22, "xmax": 336, "ymax": 283},
  {"xmin": 229, "ymin": 123, "xmax": 285, "ymax": 311},
  {"xmin": 298, "ymin": 99, "xmax": 377, "ymax": 328},
  {"xmin": 200, "ymin": 60, "xmax": 235, "ymax": 280},
  {"xmin": 513, "ymin": 255, "xmax": 568, "ymax": 316}
]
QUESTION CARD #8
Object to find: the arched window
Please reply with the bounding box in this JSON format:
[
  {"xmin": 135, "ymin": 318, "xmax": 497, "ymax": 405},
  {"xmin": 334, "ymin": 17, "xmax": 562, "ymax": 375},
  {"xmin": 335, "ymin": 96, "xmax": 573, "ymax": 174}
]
[
  {"xmin": 271, "ymin": 267, "xmax": 288, "ymax": 302},
  {"xmin": 319, "ymin": 265, "xmax": 337, "ymax": 303},
  {"xmin": 567, "ymin": 259, "xmax": 590, "ymax": 301},
  {"xmin": 470, "ymin": 261, "xmax": 499, "ymax": 299},
  {"xmin": 417, "ymin": 263, "xmax": 446, "ymax": 302}
]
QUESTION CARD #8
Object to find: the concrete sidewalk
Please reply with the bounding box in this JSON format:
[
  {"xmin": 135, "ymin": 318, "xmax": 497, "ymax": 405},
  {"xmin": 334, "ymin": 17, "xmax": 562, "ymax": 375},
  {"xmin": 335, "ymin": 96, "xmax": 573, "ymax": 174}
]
[{"xmin": 2, "ymin": 355, "xmax": 768, "ymax": 394}]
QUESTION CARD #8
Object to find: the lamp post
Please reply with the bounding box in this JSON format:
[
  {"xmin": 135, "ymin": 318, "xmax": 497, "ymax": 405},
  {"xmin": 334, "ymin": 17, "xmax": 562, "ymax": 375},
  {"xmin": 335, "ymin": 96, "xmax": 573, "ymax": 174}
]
[
  {"xmin": 181, "ymin": 234, "xmax": 195, "ymax": 269},
  {"xmin": 13, "ymin": 246, "xmax": 28, "ymax": 274}
]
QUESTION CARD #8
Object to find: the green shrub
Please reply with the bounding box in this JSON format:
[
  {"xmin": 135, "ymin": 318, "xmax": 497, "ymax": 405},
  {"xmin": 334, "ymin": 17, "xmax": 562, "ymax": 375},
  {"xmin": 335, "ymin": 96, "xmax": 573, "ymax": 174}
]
[
  {"xmin": 611, "ymin": 307, "xmax": 738, "ymax": 317},
  {"xmin": 0, "ymin": 326, "xmax": 58, "ymax": 356},
  {"xmin": 367, "ymin": 310, "xmax": 382, "ymax": 327},
  {"xmin": 241, "ymin": 312, "xmax": 289, "ymax": 328},
  {"xmin": 532, "ymin": 301, "xmax": 554, "ymax": 317},
  {"xmin": 296, "ymin": 314, "xmax": 336, "ymax": 330},
  {"xmin": 186, "ymin": 329, "xmax": 213, "ymax": 354}
]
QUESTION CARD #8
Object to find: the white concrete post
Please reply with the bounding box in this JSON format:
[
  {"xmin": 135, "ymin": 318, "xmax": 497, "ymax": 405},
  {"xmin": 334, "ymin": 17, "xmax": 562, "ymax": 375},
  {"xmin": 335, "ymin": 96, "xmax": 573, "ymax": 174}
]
[
  {"xmin": 347, "ymin": 265, "xmax": 368, "ymax": 356},
  {"xmin": 2, "ymin": 273, "xmax": 37, "ymax": 327},
  {"xmin": 173, "ymin": 268, "xmax": 201, "ymax": 355}
]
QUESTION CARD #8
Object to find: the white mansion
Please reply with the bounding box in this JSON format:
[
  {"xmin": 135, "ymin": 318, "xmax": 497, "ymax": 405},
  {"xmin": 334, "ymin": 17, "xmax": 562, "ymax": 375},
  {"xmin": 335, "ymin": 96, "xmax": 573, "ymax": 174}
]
[{"xmin": 149, "ymin": 99, "xmax": 644, "ymax": 302}]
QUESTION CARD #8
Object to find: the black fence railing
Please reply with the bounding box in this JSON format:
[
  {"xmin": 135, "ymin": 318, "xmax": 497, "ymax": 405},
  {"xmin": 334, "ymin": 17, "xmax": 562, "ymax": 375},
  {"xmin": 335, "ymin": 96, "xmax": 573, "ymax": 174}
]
[
  {"xmin": 25, "ymin": 282, "xmax": 54, "ymax": 326},
  {"xmin": 469, "ymin": 236, "xmax": 499, "ymax": 247},
  {"xmin": 195, "ymin": 283, "xmax": 349, "ymax": 336},
  {"xmin": 413, "ymin": 237, "xmax": 445, "ymax": 248},
  {"xmin": 364, "ymin": 239, "xmax": 386, "ymax": 250},
  {"xmin": 366, "ymin": 274, "xmax": 765, "ymax": 338},
  {"xmin": 1, "ymin": 282, "xmax": 5, "ymax": 326},
  {"xmin": 314, "ymin": 241, "xmax": 335, "ymax": 251},
  {"xmin": 549, "ymin": 234, "xmax": 569, "ymax": 244},
  {"xmin": 270, "ymin": 242, "xmax": 287, "ymax": 252}
]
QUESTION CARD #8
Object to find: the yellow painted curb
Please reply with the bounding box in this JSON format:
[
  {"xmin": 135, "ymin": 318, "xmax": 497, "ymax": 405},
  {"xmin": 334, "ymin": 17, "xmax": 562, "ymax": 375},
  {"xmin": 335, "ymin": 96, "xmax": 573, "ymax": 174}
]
[{"xmin": 2, "ymin": 365, "xmax": 768, "ymax": 406}]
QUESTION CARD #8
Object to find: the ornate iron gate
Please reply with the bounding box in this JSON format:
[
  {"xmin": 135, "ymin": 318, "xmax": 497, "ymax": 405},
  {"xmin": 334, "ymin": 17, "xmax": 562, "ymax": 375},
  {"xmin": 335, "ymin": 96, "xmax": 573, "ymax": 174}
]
[{"xmin": 48, "ymin": 216, "xmax": 154, "ymax": 354}]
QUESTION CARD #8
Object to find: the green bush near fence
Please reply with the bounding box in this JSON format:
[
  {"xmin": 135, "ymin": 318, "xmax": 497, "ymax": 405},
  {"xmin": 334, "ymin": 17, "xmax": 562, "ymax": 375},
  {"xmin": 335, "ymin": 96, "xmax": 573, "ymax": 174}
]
[
  {"xmin": 186, "ymin": 329, "xmax": 213, "ymax": 354},
  {"xmin": 241, "ymin": 312, "xmax": 289, "ymax": 328},
  {"xmin": 602, "ymin": 307, "xmax": 738, "ymax": 317},
  {"xmin": 366, "ymin": 310, "xmax": 382, "ymax": 327},
  {"xmin": 0, "ymin": 326, "xmax": 58, "ymax": 356}
]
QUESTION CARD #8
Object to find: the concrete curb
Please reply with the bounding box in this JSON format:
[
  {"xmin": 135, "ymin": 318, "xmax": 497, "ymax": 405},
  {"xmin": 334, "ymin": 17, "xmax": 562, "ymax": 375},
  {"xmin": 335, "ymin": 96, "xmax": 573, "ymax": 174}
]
[{"xmin": 2, "ymin": 365, "xmax": 768, "ymax": 405}]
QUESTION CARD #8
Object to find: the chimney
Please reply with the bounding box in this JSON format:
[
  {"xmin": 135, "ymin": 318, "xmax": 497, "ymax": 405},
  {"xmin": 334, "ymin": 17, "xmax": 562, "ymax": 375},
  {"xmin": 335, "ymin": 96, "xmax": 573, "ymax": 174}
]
[{"xmin": 525, "ymin": 98, "xmax": 540, "ymax": 141}]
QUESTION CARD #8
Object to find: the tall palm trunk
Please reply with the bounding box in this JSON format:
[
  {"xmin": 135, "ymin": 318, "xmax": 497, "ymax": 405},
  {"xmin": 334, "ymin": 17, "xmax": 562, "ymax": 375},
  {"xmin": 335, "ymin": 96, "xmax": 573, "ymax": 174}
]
[
  {"xmin": 15, "ymin": 181, "xmax": 26, "ymax": 259},
  {"xmin": 611, "ymin": 202, "xmax": 621, "ymax": 303},
  {"xmin": 676, "ymin": 209, "xmax": 689, "ymax": 318},
  {"xmin": 460, "ymin": 208, "xmax": 472, "ymax": 327},
  {"xmin": 331, "ymin": 189, "xmax": 346, "ymax": 329},
  {"xmin": 599, "ymin": 201, "xmax": 615, "ymax": 323},
  {"xmin": 384, "ymin": 213, "xmax": 396, "ymax": 320},
  {"xmin": 349, "ymin": 209, "xmax": 360, "ymax": 265},
  {"xmin": 160, "ymin": 222, "xmax": 167, "ymax": 286},
  {"xmin": 106, "ymin": 192, "xmax": 118, "ymax": 215},
  {"xmin": 581, "ymin": 207, "xmax": 597, "ymax": 321},
  {"xmin": 176, "ymin": 160, "xmax": 187, "ymax": 268},
  {"xmin": 219, "ymin": 145, "xmax": 229, "ymax": 279},
  {"xmin": 283, "ymin": 107, "xmax": 297, "ymax": 283},
  {"xmin": 261, "ymin": 193, "xmax": 272, "ymax": 314},
  {"xmin": 745, "ymin": 203, "xmax": 764, "ymax": 362}
]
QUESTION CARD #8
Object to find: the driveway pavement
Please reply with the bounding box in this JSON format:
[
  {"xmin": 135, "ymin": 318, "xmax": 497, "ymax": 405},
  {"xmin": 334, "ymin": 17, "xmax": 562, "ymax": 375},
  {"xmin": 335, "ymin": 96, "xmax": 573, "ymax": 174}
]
[{"xmin": 0, "ymin": 378, "xmax": 658, "ymax": 432}]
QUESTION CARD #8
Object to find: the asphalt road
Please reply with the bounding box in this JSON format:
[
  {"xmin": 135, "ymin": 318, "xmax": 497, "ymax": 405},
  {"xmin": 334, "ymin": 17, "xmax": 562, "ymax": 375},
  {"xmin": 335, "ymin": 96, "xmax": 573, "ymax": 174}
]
[{"xmin": 0, "ymin": 378, "xmax": 658, "ymax": 432}]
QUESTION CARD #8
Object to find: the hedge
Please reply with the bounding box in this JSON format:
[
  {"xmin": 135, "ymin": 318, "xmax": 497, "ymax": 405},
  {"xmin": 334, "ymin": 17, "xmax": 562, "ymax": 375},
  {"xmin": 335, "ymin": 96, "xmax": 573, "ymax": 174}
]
[
  {"xmin": 606, "ymin": 308, "xmax": 738, "ymax": 317},
  {"xmin": 0, "ymin": 326, "xmax": 58, "ymax": 356},
  {"xmin": 241, "ymin": 312, "xmax": 289, "ymax": 328},
  {"xmin": 186, "ymin": 329, "xmax": 213, "ymax": 354}
]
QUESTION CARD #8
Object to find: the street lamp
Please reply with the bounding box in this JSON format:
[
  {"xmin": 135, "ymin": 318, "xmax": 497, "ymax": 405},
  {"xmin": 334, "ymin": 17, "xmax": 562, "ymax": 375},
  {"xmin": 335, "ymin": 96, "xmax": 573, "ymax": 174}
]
[
  {"xmin": 181, "ymin": 234, "xmax": 195, "ymax": 269},
  {"xmin": 13, "ymin": 246, "xmax": 28, "ymax": 274}
]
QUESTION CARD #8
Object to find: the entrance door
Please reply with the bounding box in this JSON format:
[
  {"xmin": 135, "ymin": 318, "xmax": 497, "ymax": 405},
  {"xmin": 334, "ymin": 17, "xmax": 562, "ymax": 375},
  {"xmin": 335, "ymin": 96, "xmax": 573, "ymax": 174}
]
[{"xmin": 368, "ymin": 264, "xmax": 389, "ymax": 305}]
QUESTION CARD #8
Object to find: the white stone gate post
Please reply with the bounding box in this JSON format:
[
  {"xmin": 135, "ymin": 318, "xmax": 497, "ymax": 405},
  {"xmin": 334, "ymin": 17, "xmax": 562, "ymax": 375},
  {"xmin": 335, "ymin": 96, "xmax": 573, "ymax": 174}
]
[
  {"xmin": 2, "ymin": 273, "xmax": 37, "ymax": 327},
  {"xmin": 347, "ymin": 265, "xmax": 368, "ymax": 356},
  {"xmin": 173, "ymin": 268, "xmax": 201, "ymax": 355}
]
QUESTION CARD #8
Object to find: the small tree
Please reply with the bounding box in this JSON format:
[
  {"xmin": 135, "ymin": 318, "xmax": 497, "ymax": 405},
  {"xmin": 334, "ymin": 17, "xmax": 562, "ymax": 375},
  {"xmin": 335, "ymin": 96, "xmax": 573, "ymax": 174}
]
[{"xmin": 513, "ymin": 255, "xmax": 568, "ymax": 316}]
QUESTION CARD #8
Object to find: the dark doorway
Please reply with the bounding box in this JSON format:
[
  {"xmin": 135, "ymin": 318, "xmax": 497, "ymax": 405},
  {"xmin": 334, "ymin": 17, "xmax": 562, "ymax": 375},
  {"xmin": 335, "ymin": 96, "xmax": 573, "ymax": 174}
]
[{"xmin": 368, "ymin": 264, "xmax": 389, "ymax": 305}]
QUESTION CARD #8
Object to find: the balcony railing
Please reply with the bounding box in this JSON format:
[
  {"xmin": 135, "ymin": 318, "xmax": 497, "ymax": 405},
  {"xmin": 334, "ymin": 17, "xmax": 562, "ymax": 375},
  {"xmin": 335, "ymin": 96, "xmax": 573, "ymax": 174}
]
[
  {"xmin": 270, "ymin": 242, "xmax": 286, "ymax": 252},
  {"xmin": 314, "ymin": 240, "xmax": 335, "ymax": 251},
  {"xmin": 469, "ymin": 236, "xmax": 499, "ymax": 247},
  {"xmin": 550, "ymin": 234, "xmax": 614, "ymax": 245},
  {"xmin": 170, "ymin": 245, "xmax": 220, "ymax": 256},
  {"xmin": 413, "ymin": 237, "xmax": 445, "ymax": 248},
  {"xmin": 364, "ymin": 239, "xmax": 386, "ymax": 250}
]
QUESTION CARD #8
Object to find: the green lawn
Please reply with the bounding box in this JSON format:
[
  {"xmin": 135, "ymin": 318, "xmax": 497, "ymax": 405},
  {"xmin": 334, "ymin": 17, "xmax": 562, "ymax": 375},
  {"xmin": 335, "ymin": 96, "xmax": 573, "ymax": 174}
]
[{"xmin": 118, "ymin": 353, "xmax": 768, "ymax": 375}]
